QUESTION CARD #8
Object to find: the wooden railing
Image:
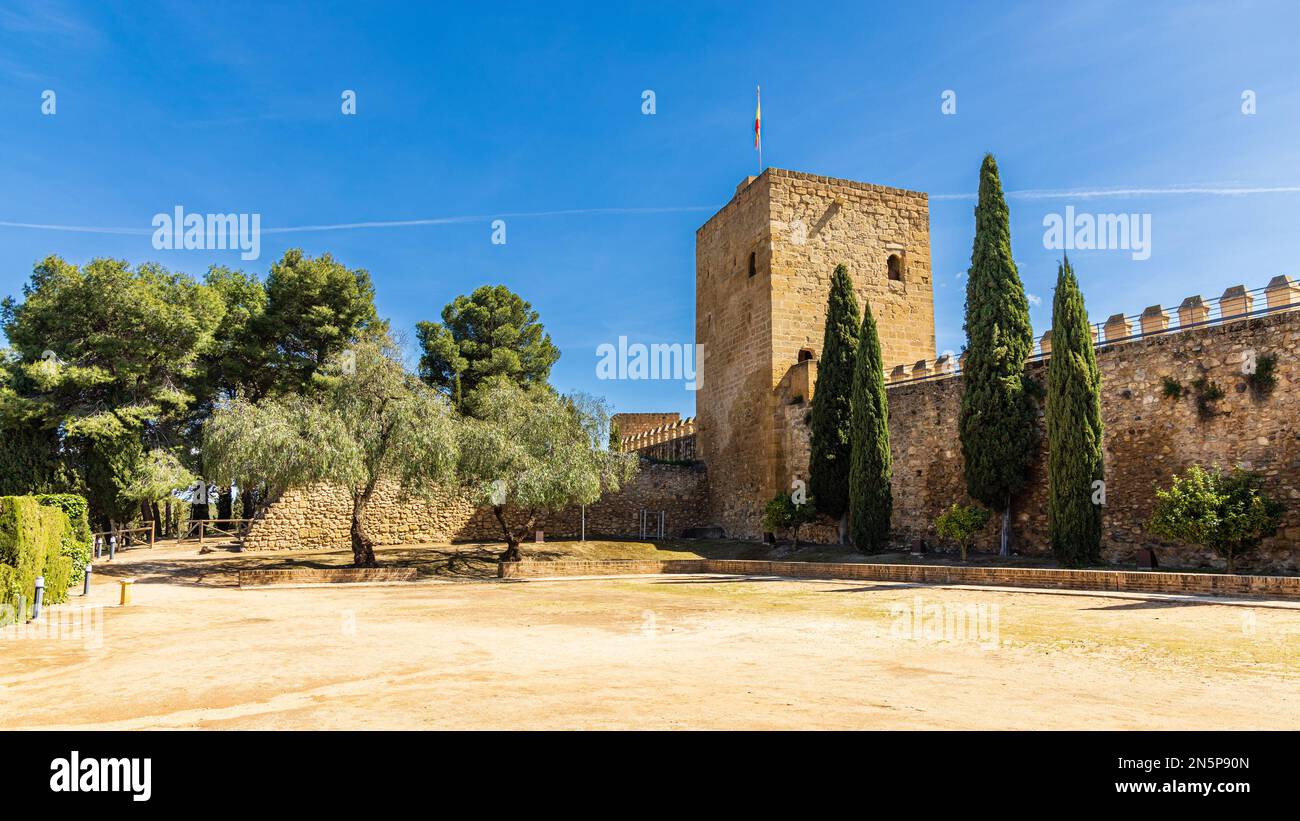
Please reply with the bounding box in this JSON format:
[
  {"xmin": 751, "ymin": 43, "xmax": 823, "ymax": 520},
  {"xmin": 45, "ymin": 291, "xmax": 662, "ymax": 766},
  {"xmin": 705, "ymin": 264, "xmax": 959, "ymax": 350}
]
[{"xmin": 179, "ymin": 518, "xmax": 253, "ymax": 545}]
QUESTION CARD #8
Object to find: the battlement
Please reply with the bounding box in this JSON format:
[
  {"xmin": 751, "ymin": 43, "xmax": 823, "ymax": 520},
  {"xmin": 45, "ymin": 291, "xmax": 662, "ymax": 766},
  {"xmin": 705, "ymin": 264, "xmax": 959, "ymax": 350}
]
[
  {"xmin": 885, "ymin": 275, "xmax": 1300, "ymax": 385},
  {"xmin": 612, "ymin": 412, "xmax": 682, "ymax": 442},
  {"xmin": 621, "ymin": 416, "xmax": 694, "ymax": 448},
  {"xmin": 621, "ymin": 417, "xmax": 697, "ymax": 461}
]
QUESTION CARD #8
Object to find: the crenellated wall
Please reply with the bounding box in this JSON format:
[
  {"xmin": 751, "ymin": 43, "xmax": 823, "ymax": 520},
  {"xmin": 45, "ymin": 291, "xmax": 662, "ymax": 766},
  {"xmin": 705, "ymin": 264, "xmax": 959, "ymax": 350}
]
[
  {"xmin": 244, "ymin": 275, "xmax": 1300, "ymax": 573},
  {"xmin": 772, "ymin": 290, "xmax": 1300, "ymax": 572},
  {"xmin": 620, "ymin": 416, "xmax": 697, "ymax": 461}
]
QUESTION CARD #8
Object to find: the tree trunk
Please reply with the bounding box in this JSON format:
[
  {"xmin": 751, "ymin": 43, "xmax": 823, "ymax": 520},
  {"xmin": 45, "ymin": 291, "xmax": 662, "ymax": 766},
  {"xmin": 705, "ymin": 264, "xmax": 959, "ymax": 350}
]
[
  {"xmin": 999, "ymin": 497, "xmax": 1011, "ymax": 557},
  {"xmin": 241, "ymin": 485, "xmax": 256, "ymax": 519},
  {"xmin": 494, "ymin": 506, "xmax": 522, "ymax": 562},
  {"xmin": 217, "ymin": 485, "xmax": 233, "ymax": 521},
  {"xmin": 150, "ymin": 501, "xmax": 162, "ymax": 535},
  {"xmin": 1226, "ymin": 550, "xmax": 1236, "ymax": 575},
  {"xmin": 350, "ymin": 493, "xmax": 377, "ymax": 567}
]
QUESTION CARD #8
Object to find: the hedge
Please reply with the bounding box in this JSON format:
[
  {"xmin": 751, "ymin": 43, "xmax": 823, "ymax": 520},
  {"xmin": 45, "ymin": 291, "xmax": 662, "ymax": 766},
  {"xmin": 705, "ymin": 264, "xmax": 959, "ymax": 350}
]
[
  {"xmin": 0, "ymin": 495, "xmax": 74, "ymax": 622},
  {"xmin": 34, "ymin": 493, "xmax": 93, "ymax": 587}
]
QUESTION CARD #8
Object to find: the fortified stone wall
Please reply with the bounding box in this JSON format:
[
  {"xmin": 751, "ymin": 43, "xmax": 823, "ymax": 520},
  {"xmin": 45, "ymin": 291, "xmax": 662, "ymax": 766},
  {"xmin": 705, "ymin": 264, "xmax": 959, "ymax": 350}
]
[
  {"xmin": 633, "ymin": 433, "xmax": 697, "ymax": 462},
  {"xmin": 241, "ymin": 460, "xmax": 709, "ymax": 551},
  {"xmin": 696, "ymin": 168, "xmax": 936, "ymax": 541},
  {"xmin": 775, "ymin": 307, "xmax": 1300, "ymax": 572},
  {"xmin": 612, "ymin": 412, "xmax": 681, "ymax": 442},
  {"xmin": 621, "ymin": 416, "xmax": 696, "ymax": 461},
  {"xmin": 695, "ymin": 173, "xmax": 777, "ymax": 541}
]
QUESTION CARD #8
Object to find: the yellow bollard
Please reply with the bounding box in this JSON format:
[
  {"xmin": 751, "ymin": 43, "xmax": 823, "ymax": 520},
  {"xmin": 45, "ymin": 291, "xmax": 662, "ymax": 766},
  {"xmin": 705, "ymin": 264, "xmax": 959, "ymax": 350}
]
[{"xmin": 119, "ymin": 578, "xmax": 135, "ymax": 606}]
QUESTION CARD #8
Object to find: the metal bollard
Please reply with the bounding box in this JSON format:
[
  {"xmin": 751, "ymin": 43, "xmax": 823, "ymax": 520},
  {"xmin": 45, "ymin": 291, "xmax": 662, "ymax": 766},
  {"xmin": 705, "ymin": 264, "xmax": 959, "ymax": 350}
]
[
  {"xmin": 83, "ymin": 562, "xmax": 93, "ymax": 596},
  {"xmin": 95, "ymin": 535, "xmax": 102, "ymax": 559},
  {"xmin": 32, "ymin": 576, "xmax": 44, "ymax": 621},
  {"xmin": 109, "ymin": 535, "xmax": 117, "ymax": 561}
]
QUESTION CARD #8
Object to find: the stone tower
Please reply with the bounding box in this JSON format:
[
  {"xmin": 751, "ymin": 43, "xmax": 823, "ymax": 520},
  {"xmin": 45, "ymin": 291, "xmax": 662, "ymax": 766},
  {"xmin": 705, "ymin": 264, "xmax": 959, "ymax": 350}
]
[{"xmin": 695, "ymin": 168, "xmax": 935, "ymax": 538}]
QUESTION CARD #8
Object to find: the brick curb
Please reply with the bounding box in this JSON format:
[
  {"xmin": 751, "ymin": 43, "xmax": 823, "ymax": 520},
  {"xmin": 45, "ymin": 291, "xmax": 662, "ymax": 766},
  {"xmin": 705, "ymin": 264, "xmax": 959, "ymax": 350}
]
[
  {"xmin": 239, "ymin": 567, "xmax": 422, "ymax": 588},
  {"xmin": 497, "ymin": 558, "xmax": 1300, "ymax": 600}
]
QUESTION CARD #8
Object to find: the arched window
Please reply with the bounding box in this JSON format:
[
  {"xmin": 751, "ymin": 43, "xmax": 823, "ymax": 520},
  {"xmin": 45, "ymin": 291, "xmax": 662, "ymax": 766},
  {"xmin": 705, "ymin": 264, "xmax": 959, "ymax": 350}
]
[
  {"xmin": 887, "ymin": 253, "xmax": 904, "ymax": 282},
  {"xmin": 748, "ymin": 251, "xmax": 757, "ymax": 278},
  {"xmin": 797, "ymin": 348, "xmax": 815, "ymax": 363}
]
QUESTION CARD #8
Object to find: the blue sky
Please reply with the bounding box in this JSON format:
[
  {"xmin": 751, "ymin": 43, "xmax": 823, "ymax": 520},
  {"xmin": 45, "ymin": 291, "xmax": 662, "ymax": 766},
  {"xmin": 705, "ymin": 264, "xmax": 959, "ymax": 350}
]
[{"xmin": 2, "ymin": 0, "xmax": 1299, "ymax": 418}]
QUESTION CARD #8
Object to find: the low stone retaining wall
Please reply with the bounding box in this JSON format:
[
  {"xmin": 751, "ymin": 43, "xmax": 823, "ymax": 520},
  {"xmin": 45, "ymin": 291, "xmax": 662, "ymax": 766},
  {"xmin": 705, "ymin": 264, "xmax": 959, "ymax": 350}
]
[
  {"xmin": 242, "ymin": 460, "xmax": 709, "ymax": 552},
  {"xmin": 497, "ymin": 558, "xmax": 1300, "ymax": 599},
  {"xmin": 239, "ymin": 567, "xmax": 423, "ymax": 588},
  {"xmin": 498, "ymin": 559, "xmax": 708, "ymax": 578}
]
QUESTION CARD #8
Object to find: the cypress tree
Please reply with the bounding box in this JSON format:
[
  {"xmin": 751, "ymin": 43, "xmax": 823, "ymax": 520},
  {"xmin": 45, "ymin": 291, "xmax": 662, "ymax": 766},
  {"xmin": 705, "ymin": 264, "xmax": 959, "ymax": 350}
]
[
  {"xmin": 808, "ymin": 265, "xmax": 860, "ymax": 532},
  {"xmin": 958, "ymin": 154, "xmax": 1037, "ymax": 555},
  {"xmin": 1046, "ymin": 256, "xmax": 1103, "ymax": 566},
  {"xmin": 849, "ymin": 298, "xmax": 891, "ymax": 552}
]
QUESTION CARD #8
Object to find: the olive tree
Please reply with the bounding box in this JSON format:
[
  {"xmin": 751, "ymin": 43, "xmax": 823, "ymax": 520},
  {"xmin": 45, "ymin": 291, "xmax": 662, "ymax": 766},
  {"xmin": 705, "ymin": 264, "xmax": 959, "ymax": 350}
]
[
  {"xmin": 458, "ymin": 382, "xmax": 638, "ymax": 561},
  {"xmin": 203, "ymin": 337, "xmax": 459, "ymax": 567}
]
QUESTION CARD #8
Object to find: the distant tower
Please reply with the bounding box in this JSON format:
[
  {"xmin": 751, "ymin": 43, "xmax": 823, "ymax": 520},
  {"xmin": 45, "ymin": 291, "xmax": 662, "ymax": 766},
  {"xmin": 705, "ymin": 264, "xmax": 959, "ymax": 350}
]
[{"xmin": 695, "ymin": 168, "xmax": 935, "ymax": 538}]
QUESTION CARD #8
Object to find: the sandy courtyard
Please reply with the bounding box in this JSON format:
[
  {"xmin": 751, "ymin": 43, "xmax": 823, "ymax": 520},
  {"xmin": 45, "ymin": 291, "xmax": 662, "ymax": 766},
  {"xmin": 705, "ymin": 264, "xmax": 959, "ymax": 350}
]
[{"xmin": 2, "ymin": 542, "xmax": 1298, "ymax": 730}]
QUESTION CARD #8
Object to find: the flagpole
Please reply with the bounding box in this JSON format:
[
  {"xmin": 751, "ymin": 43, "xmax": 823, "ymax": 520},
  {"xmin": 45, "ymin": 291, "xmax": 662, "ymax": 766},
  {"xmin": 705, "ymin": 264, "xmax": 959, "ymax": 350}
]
[{"xmin": 756, "ymin": 85, "xmax": 762, "ymax": 173}]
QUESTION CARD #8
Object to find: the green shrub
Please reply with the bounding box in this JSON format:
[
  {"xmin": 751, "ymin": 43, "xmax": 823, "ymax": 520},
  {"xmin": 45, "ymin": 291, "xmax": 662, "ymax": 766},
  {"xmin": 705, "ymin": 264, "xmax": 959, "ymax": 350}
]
[
  {"xmin": 0, "ymin": 564, "xmax": 20, "ymax": 626},
  {"xmin": 0, "ymin": 495, "xmax": 74, "ymax": 619},
  {"xmin": 35, "ymin": 493, "xmax": 92, "ymax": 586},
  {"xmin": 762, "ymin": 491, "xmax": 817, "ymax": 548},
  {"xmin": 1191, "ymin": 376, "xmax": 1224, "ymax": 420},
  {"xmin": 1247, "ymin": 352, "xmax": 1278, "ymax": 398},
  {"xmin": 1147, "ymin": 466, "xmax": 1284, "ymax": 574},
  {"xmin": 43, "ymin": 541, "xmax": 73, "ymax": 606},
  {"xmin": 934, "ymin": 503, "xmax": 991, "ymax": 562},
  {"xmin": 1160, "ymin": 376, "xmax": 1182, "ymax": 399}
]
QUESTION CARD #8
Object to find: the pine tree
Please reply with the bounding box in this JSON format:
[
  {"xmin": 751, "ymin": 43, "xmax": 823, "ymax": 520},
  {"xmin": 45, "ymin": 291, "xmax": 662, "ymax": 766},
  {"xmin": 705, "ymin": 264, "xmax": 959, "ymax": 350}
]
[
  {"xmin": 849, "ymin": 298, "xmax": 891, "ymax": 552},
  {"xmin": 808, "ymin": 265, "xmax": 861, "ymax": 532},
  {"xmin": 959, "ymin": 154, "xmax": 1037, "ymax": 555},
  {"xmin": 1046, "ymin": 256, "xmax": 1103, "ymax": 566}
]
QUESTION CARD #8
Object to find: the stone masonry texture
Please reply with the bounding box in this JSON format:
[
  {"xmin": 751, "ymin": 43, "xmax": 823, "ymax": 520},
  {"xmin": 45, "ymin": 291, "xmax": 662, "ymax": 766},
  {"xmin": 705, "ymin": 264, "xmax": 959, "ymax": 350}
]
[
  {"xmin": 247, "ymin": 168, "xmax": 1300, "ymax": 575},
  {"xmin": 848, "ymin": 308, "xmax": 1300, "ymax": 572},
  {"xmin": 242, "ymin": 460, "xmax": 708, "ymax": 551},
  {"xmin": 695, "ymin": 168, "xmax": 936, "ymax": 540}
]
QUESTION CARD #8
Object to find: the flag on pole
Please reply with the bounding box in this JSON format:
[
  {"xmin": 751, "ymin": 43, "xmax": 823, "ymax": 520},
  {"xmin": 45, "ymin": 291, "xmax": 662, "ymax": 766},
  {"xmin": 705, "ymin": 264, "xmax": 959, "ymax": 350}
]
[{"xmin": 754, "ymin": 86, "xmax": 762, "ymax": 150}]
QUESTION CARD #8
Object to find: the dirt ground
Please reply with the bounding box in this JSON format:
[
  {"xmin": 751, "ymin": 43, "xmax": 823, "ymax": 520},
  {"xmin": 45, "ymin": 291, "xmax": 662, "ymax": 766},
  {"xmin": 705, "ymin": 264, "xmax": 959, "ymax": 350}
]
[{"xmin": 2, "ymin": 539, "xmax": 1297, "ymax": 730}]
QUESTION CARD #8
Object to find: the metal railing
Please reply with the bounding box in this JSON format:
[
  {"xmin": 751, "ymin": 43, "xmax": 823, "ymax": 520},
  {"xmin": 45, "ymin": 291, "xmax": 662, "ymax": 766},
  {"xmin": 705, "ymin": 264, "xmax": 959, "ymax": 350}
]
[
  {"xmin": 886, "ymin": 278, "xmax": 1299, "ymax": 387},
  {"xmin": 92, "ymin": 523, "xmax": 155, "ymax": 559}
]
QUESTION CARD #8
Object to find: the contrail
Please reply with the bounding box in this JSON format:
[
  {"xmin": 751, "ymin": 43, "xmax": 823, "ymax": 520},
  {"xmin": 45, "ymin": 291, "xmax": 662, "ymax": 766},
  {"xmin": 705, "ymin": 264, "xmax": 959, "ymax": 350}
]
[
  {"xmin": 0, "ymin": 221, "xmax": 151, "ymax": 235},
  {"xmin": 260, "ymin": 205, "xmax": 720, "ymax": 234},
  {"xmin": 0, "ymin": 205, "xmax": 720, "ymax": 237},
  {"xmin": 931, "ymin": 184, "xmax": 1300, "ymax": 201},
  {"xmin": 4, "ymin": 186, "xmax": 1297, "ymax": 236}
]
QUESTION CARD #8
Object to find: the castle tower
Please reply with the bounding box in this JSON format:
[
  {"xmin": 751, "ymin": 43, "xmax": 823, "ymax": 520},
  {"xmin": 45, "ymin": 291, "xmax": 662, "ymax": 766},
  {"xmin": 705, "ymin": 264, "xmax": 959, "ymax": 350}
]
[{"xmin": 695, "ymin": 168, "xmax": 935, "ymax": 538}]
